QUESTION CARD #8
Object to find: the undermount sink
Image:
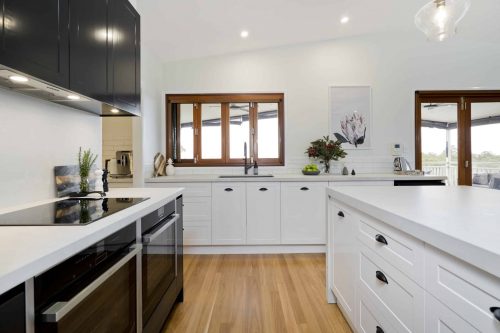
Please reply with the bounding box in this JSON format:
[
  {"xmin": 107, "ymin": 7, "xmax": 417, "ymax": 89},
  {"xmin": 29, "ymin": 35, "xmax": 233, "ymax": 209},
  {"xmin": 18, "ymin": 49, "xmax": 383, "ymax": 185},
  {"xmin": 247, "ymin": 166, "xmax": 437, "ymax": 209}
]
[{"xmin": 218, "ymin": 174, "xmax": 274, "ymax": 178}]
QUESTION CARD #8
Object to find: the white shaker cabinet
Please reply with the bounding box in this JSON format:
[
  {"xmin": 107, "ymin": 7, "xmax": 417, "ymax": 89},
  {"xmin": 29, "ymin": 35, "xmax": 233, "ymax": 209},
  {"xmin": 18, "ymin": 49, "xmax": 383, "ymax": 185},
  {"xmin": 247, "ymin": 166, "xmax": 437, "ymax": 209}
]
[
  {"xmin": 281, "ymin": 182, "xmax": 328, "ymax": 244},
  {"xmin": 212, "ymin": 182, "xmax": 246, "ymax": 245},
  {"xmin": 246, "ymin": 182, "xmax": 281, "ymax": 245}
]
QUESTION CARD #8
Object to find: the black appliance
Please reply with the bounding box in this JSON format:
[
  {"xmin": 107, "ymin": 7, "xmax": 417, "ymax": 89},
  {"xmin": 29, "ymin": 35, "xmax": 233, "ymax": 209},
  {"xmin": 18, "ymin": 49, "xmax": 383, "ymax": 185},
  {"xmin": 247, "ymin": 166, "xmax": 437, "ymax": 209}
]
[
  {"xmin": 142, "ymin": 196, "xmax": 183, "ymax": 333},
  {"xmin": 34, "ymin": 223, "xmax": 139, "ymax": 333},
  {"xmin": 0, "ymin": 198, "xmax": 148, "ymax": 226},
  {"xmin": 394, "ymin": 180, "xmax": 445, "ymax": 186},
  {"xmin": 0, "ymin": 283, "xmax": 25, "ymax": 333}
]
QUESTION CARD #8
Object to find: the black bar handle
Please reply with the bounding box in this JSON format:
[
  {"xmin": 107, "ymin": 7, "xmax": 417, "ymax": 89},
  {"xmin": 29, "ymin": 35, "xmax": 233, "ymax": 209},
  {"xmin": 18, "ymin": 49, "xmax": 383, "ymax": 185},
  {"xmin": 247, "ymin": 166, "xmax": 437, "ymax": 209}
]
[
  {"xmin": 376, "ymin": 271, "xmax": 389, "ymax": 284},
  {"xmin": 224, "ymin": 188, "xmax": 233, "ymax": 192},
  {"xmin": 491, "ymin": 307, "xmax": 500, "ymax": 321},
  {"xmin": 259, "ymin": 188, "xmax": 268, "ymax": 191},
  {"xmin": 376, "ymin": 326, "xmax": 385, "ymax": 333},
  {"xmin": 337, "ymin": 211, "xmax": 345, "ymax": 217},
  {"xmin": 375, "ymin": 234, "xmax": 388, "ymax": 245},
  {"xmin": 300, "ymin": 187, "xmax": 309, "ymax": 191}
]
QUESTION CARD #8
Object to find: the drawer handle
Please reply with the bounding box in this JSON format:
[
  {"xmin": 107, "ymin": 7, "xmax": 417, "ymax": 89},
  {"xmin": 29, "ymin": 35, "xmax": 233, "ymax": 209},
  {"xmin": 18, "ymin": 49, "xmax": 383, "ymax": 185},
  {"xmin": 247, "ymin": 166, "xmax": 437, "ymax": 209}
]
[
  {"xmin": 259, "ymin": 188, "xmax": 268, "ymax": 191},
  {"xmin": 300, "ymin": 187, "xmax": 309, "ymax": 191},
  {"xmin": 224, "ymin": 188, "xmax": 233, "ymax": 192},
  {"xmin": 376, "ymin": 271, "xmax": 389, "ymax": 284},
  {"xmin": 491, "ymin": 307, "xmax": 500, "ymax": 321},
  {"xmin": 337, "ymin": 211, "xmax": 344, "ymax": 217},
  {"xmin": 376, "ymin": 326, "xmax": 385, "ymax": 333},
  {"xmin": 375, "ymin": 234, "xmax": 388, "ymax": 245}
]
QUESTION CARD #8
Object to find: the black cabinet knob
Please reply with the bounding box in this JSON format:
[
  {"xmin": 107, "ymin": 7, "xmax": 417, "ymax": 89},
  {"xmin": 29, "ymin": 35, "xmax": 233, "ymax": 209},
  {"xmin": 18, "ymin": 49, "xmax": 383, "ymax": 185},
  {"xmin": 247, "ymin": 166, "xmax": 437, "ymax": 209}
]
[
  {"xmin": 376, "ymin": 326, "xmax": 385, "ymax": 333},
  {"xmin": 259, "ymin": 188, "xmax": 268, "ymax": 191},
  {"xmin": 375, "ymin": 234, "xmax": 388, "ymax": 245},
  {"xmin": 224, "ymin": 188, "xmax": 233, "ymax": 192},
  {"xmin": 337, "ymin": 211, "xmax": 345, "ymax": 217},
  {"xmin": 491, "ymin": 307, "xmax": 500, "ymax": 321},
  {"xmin": 300, "ymin": 187, "xmax": 309, "ymax": 191},
  {"xmin": 376, "ymin": 271, "xmax": 389, "ymax": 284}
]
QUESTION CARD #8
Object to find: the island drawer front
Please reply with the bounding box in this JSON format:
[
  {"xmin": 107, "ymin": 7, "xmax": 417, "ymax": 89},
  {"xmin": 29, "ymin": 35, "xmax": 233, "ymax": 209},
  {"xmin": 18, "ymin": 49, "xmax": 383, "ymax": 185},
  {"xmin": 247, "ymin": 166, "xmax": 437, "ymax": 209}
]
[
  {"xmin": 426, "ymin": 292, "xmax": 481, "ymax": 333},
  {"xmin": 183, "ymin": 223, "xmax": 211, "ymax": 245},
  {"xmin": 425, "ymin": 245, "xmax": 500, "ymax": 333},
  {"xmin": 357, "ymin": 212, "xmax": 425, "ymax": 285},
  {"xmin": 147, "ymin": 182, "xmax": 212, "ymax": 197},
  {"xmin": 357, "ymin": 291, "xmax": 396, "ymax": 333},
  {"xmin": 183, "ymin": 196, "xmax": 211, "ymax": 222},
  {"xmin": 359, "ymin": 242, "xmax": 425, "ymax": 333}
]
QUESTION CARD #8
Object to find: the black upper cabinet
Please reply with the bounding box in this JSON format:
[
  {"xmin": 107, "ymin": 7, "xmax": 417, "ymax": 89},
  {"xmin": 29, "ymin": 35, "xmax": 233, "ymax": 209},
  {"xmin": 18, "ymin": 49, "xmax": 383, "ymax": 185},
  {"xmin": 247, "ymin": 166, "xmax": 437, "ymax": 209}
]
[
  {"xmin": 69, "ymin": 0, "xmax": 110, "ymax": 103},
  {"xmin": 109, "ymin": 0, "xmax": 141, "ymax": 115},
  {"xmin": 0, "ymin": 0, "xmax": 69, "ymax": 87}
]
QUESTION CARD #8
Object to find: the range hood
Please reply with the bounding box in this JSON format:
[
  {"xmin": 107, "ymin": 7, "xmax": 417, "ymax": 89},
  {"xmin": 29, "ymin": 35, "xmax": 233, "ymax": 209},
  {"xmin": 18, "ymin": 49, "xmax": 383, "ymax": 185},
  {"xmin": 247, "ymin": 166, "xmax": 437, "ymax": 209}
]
[{"xmin": 0, "ymin": 68, "xmax": 136, "ymax": 117}]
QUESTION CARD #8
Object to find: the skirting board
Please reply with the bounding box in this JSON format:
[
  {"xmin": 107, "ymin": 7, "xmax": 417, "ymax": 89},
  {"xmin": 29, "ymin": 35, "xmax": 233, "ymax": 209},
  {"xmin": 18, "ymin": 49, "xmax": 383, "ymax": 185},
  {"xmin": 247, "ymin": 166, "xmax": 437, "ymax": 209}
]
[{"xmin": 184, "ymin": 245, "xmax": 326, "ymax": 255}]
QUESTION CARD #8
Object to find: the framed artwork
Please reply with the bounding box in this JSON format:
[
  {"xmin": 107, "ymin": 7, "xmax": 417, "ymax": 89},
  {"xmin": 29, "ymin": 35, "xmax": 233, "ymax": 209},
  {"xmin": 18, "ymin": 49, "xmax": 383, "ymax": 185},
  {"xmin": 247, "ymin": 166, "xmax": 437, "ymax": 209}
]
[{"xmin": 329, "ymin": 86, "xmax": 372, "ymax": 150}]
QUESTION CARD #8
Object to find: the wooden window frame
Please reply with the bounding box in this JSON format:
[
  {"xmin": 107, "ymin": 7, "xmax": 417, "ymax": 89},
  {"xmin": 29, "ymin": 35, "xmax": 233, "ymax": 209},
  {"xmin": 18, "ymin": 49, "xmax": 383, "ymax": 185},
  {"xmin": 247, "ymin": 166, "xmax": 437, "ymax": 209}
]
[
  {"xmin": 166, "ymin": 93, "xmax": 285, "ymax": 167},
  {"xmin": 415, "ymin": 90, "xmax": 500, "ymax": 185}
]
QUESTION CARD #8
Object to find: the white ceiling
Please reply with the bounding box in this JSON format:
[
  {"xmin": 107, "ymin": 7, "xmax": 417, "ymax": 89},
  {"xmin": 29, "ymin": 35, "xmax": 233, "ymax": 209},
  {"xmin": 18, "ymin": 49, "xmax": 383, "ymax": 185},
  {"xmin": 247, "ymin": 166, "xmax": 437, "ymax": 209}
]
[
  {"xmin": 422, "ymin": 103, "xmax": 500, "ymax": 123},
  {"xmin": 139, "ymin": 0, "xmax": 500, "ymax": 62}
]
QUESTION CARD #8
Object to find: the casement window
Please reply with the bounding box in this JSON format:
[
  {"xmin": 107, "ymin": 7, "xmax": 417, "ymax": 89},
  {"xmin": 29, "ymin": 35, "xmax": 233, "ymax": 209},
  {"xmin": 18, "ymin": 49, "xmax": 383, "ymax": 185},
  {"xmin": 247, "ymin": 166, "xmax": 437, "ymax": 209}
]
[{"xmin": 166, "ymin": 93, "xmax": 284, "ymax": 166}]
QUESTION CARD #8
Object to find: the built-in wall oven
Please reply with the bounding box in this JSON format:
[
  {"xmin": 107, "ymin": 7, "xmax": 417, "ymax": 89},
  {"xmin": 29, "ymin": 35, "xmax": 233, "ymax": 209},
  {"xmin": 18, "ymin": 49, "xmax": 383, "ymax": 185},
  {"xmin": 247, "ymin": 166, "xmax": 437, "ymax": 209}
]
[
  {"xmin": 34, "ymin": 223, "xmax": 139, "ymax": 333},
  {"xmin": 142, "ymin": 196, "xmax": 183, "ymax": 333}
]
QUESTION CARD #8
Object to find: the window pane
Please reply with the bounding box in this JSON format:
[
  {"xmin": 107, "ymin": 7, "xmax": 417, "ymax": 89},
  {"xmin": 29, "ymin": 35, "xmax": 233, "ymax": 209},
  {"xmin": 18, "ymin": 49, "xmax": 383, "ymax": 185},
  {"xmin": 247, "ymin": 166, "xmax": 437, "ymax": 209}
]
[
  {"xmin": 201, "ymin": 103, "xmax": 222, "ymax": 159},
  {"xmin": 229, "ymin": 103, "xmax": 250, "ymax": 159},
  {"xmin": 179, "ymin": 104, "xmax": 194, "ymax": 160},
  {"xmin": 257, "ymin": 103, "xmax": 279, "ymax": 159}
]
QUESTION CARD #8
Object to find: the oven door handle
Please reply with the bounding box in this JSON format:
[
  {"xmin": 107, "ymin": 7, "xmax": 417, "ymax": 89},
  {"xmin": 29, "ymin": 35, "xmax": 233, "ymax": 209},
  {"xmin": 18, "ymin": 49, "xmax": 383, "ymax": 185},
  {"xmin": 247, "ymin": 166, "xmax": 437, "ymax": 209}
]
[
  {"xmin": 41, "ymin": 244, "xmax": 142, "ymax": 323},
  {"xmin": 143, "ymin": 214, "xmax": 180, "ymax": 244}
]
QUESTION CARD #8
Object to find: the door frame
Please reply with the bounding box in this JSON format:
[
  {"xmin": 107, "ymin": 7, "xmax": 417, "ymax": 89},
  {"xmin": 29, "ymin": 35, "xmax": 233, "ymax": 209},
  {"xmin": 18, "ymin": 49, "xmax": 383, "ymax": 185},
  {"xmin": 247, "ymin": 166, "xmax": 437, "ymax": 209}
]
[{"xmin": 415, "ymin": 90, "xmax": 500, "ymax": 185}]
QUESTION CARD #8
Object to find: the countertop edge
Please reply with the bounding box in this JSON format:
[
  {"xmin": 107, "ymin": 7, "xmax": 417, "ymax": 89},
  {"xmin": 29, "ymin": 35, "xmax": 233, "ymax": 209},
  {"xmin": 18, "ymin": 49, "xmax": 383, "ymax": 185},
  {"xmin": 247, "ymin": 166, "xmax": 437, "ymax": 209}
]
[{"xmin": 327, "ymin": 187, "xmax": 500, "ymax": 278}]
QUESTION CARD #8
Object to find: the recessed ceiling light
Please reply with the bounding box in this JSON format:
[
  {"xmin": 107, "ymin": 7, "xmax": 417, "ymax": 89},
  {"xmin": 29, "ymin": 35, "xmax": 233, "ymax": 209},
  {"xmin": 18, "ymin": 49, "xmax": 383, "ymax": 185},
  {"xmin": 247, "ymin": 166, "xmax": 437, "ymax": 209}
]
[
  {"xmin": 67, "ymin": 94, "xmax": 81, "ymax": 100},
  {"xmin": 240, "ymin": 30, "xmax": 249, "ymax": 38},
  {"xmin": 340, "ymin": 16, "xmax": 350, "ymax": 24},
  {"xmin": 111, "ymin": 108, "xmax": 120, "ymax": 113},
  {"xmin": 9, "ymin": 75, "xmax": 29, "ymax": 83}
]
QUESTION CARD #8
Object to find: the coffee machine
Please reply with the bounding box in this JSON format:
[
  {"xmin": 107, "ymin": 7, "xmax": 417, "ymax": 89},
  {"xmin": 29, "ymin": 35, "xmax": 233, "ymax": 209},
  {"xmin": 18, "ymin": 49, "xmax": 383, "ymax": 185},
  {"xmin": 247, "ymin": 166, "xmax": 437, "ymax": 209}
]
[
  {"xmin": 115, "ymin": 151, "xmax": 133, "ymax": 177},
  {"xmin": 393, "ymin": 157, "xmax": 412, "ymax": 172}
]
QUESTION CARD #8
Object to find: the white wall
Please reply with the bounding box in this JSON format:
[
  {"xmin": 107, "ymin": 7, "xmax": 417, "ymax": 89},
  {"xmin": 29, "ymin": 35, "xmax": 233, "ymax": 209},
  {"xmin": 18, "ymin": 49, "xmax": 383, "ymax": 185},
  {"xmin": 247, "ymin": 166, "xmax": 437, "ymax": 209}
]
[
  {"xmin": 161, "ymin": 30, "xmax": 500, "ymax": 174},
  {"xmin": 0, "ymin": 90, "xmax": 101, "ymax": 208}
]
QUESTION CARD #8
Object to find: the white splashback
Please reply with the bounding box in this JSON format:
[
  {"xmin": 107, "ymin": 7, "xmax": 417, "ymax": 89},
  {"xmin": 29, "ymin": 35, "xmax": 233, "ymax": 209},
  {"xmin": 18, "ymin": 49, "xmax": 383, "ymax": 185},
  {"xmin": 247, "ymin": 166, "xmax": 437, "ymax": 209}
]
[{"xmin": 0, "ymin": 89, "xmax": 101, "ymax": 208}]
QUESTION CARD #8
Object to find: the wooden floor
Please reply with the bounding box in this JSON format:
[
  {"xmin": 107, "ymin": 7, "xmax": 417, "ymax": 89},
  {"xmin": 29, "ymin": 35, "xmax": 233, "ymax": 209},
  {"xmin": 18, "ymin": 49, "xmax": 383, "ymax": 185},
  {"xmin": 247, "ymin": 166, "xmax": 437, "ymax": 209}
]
[{"xmin": 163, "ymin": 254, "xmax": 352, "ymax": 333}]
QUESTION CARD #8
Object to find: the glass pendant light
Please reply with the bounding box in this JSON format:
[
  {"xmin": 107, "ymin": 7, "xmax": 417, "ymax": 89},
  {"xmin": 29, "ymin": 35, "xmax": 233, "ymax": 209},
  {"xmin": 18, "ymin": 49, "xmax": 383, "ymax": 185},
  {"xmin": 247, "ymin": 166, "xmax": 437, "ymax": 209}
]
[{"xmin": 415, "ymin": 0, "xmax": 471, "ymax": 41}]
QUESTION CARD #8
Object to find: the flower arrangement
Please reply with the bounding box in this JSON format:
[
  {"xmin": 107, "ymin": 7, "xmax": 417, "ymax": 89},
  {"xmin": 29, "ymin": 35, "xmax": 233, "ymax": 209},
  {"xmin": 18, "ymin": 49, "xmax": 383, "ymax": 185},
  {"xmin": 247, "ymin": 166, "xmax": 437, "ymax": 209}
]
[
  {"xmin": 78, "ymin": 147, "xmax": 98, "ymax": 193},
  {"xmin": 306, "ymin": 135, "xmax": 347, "ymax": 173},
  {"xmin": 334, "ymin": 111, "xmax": 367, "ymax": 147}
]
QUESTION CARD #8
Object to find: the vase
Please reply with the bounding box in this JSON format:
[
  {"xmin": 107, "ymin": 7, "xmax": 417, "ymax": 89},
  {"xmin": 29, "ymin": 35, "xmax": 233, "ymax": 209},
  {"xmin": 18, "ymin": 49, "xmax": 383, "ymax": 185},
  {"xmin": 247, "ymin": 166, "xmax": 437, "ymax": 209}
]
[
  {"xmin": 323, "ymin": 160, "xmax": 331, "ymax": 174},
  {"xmin": 80, "ymin": 175, "xmax": 90, "ymax": 193}
]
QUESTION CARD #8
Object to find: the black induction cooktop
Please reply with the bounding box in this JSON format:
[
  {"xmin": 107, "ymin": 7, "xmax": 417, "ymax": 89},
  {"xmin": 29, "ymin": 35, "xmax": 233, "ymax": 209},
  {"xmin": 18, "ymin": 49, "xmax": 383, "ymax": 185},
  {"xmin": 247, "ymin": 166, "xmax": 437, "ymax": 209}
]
[{"xmin": 0, "ymin": 197, "xmax": 149, "ymax": 226}]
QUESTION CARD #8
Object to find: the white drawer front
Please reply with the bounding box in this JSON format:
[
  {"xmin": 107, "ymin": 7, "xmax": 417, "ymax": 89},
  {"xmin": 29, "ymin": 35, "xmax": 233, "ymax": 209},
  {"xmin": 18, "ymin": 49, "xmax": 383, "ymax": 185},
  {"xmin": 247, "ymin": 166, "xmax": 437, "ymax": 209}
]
[
  {"xmin": 183, "ymin": 196, "xmax": 211, "ymax": 222},
  {"xmin": 183, "ymin": 223, "xmax": 211, "ymax": 245},
  {"xmin": 426, "ymin": 292, "xmax": 481, "ymax": 333},
  {"xmin": 147, "ymin": 182, "xmax": 212, "ymax": 197},
  {"xmin": 357, "ymin": 212, "xmax": 425, "ymax": 285},
  {"xmin": 359, "ymin": 243, "xmax": 425, "ymax": 332},
  {"xmin": 358, "ymin": 292, "xmax": 395, "ymax": 333},
  {"xmin": 425, "ymin": 245, "xmax": 500, "ymax": 333}
]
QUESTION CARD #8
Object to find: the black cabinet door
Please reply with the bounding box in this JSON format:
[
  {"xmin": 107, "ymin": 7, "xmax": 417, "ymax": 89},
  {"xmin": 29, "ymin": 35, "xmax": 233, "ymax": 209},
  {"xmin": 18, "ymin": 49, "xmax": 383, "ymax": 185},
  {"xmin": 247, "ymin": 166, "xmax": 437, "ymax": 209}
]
[
  {"xmin": 0, "ymin": 284, "xmax": 25, "ymax": 333},
  {"xmin": 109, "ymin": 0, "xmax": 140, "ymax": 114},
  {"xmin": 0, "ymin": 0, "xmax": 69, "ymax": 87},
  {"xmin": 69, "ymin": 0, "xmax": 110, "ymax": 102}
]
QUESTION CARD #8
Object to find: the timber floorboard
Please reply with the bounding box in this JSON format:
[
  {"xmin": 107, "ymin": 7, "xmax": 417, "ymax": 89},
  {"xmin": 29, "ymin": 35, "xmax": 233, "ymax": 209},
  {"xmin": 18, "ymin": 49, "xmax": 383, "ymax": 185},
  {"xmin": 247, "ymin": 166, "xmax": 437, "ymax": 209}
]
[{"xmin": 162, "ymin": 254, "xmax": 352, "ymax": 333}]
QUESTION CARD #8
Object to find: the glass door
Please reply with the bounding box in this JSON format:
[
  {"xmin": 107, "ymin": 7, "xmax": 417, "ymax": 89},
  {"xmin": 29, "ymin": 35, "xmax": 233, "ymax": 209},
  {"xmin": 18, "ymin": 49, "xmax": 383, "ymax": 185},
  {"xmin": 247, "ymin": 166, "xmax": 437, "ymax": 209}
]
[{"xmin": 468, "ymin": 102, "xmax": 500, "ymax": 188}]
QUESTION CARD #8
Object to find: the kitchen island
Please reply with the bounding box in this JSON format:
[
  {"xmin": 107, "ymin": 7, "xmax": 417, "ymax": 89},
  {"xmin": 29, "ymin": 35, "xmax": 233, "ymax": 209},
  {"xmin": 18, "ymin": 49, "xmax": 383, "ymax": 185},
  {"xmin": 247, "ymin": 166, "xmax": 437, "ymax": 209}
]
[{"xmin": 326, "ymin": 186, "xmax": 500, "ymax": 332}]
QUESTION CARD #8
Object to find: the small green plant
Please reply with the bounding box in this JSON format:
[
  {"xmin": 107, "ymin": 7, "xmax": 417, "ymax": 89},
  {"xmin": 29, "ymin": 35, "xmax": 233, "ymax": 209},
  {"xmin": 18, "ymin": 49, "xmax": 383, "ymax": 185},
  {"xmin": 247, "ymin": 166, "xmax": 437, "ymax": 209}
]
[{"xmin": 78, "ymin": 147, "xmax": 98, "ymax": 192}]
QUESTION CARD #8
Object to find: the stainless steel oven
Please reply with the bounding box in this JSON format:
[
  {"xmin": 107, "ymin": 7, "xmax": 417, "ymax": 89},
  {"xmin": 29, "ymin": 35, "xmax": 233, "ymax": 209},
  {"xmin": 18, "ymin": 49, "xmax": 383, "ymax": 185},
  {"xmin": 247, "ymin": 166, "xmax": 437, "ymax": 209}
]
[
  {"xmin": 141, "ymin": 197, "xmax": 183, "ymax": 333},
  {"xmin": 34, "ymin": 223, "xmax": 139, "ymax": 333}
]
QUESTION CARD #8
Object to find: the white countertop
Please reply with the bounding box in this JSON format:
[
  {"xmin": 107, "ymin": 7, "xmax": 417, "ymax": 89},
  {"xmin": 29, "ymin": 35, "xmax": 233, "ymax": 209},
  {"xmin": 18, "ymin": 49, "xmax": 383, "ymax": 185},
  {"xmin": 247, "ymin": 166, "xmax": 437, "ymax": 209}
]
[
  {"xmin": 328, "ymin": 186, "xmax": 500, "ymax": 278},
  {"xmin": 146, "ymin": 173, "xmax": 446, "ymax": 183},
  {"xmin": 0, "ymin": 187, "xmax": 183, "ymax": 295}
]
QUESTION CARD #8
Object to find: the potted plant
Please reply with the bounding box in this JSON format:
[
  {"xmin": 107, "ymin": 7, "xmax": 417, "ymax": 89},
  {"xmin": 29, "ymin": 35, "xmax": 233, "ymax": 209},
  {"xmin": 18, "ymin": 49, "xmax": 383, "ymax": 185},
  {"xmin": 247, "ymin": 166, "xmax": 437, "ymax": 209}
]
[
  {"xmin": 306, "ymin": 135, "xmax": 347, "ymax": 174},
  {"xmin": 78, "ymin": 147, "xmax": 98, "ymax": 193}
]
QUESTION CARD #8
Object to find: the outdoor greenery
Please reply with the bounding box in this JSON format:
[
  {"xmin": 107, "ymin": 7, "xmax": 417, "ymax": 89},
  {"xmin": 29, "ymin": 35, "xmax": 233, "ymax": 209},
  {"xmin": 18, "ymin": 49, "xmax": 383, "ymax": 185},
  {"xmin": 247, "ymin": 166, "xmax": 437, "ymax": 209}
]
[{"xmin": 423, "ymin": 147, "xmax": 500, "ymax": 168}]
